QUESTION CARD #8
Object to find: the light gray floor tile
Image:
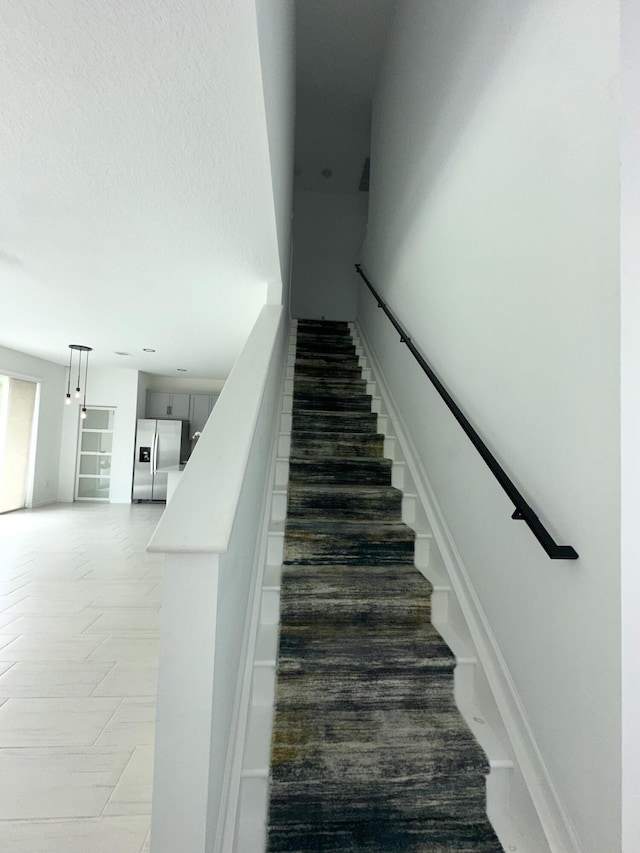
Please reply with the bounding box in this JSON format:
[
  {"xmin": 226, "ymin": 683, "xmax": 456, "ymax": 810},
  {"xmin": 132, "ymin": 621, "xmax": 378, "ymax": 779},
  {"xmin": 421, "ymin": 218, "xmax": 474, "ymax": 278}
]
[
  {"xmin": 0, "ymin": 816, "xmax": 150, "ymax": 853},
  {"xmin": 92, "ymin": 663, "xmax": 158, "ymax": 698},
  {"xmin": 0, "ymin": 611, "xmax": 20, "ymax": 630},
  {"xmin": 3, "ymin": 612, "xmax": 102, "ymax": 634},
  {"xmin": 14, "ymin": 582, "xmax": 98, "ymax": 600},
  {"xmin": 95, "ymin": 698, "xmax": 156, "ymax": 746},
  {"xmin": 0, "ymin": 596, "xmax": 93, "ymax": 615},
  {"xmin": 87, "ymin": 594, "xmax": 160, "ymax": 609},
  {"xmin": 0, "ymin": 661, "xmax": 115, "ymax": 698},
  {"xmin": 85, "ymin": 610, "xmax": 160, "ymax": 635},
  {"xmin": 0, "ymin": 635, "xmax": 106, "ymax": 661},
  {"xmin": 87, "ymin": 583, "xmax": 158, "ymax": 596},
  {"xmin": 18, "ymin": 567, "xmax": 93, "ymax": 581},
  {"xmin": 0, "ymin": 697, "xmax": 120, "ymax": 746},
  {"xmin": 0, "ymin": 591, "xmax": 29, "ymax": 611},
  {"xmin": 88, "ymin": 637, "xmax": 159, "ymax": 663},
  {"xmin": 0, "ymin": 747, "xmax": 132, "ymax": 818},
  {"xmin": 103, "ymin": 745, "xmax": 154, "ymax": 816},
  {"xmin": 0, "ymin": 580, "xmax": 26, "ymax": 592},
  {"xmin": 0, "ymin": 635, "xmax": 19, "ymax": 652},
  {"xmin": 81, "ymin": 564, "xmax": 155, "ymax": 578}
]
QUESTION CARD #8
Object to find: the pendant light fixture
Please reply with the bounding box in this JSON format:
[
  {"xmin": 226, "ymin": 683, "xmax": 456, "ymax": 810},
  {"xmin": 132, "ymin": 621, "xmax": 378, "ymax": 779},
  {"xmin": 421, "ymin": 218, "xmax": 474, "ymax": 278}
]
[{"xmin": 64, "ymin": 345, "xmax": 92, "ymax": 418}]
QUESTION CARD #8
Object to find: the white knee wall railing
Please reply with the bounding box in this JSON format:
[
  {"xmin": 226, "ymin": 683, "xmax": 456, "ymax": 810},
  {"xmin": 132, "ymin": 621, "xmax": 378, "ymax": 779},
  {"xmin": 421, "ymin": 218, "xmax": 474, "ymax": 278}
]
[{"xmin": 147, "ymin": 305, "xmax": 289, "ymax": 853}]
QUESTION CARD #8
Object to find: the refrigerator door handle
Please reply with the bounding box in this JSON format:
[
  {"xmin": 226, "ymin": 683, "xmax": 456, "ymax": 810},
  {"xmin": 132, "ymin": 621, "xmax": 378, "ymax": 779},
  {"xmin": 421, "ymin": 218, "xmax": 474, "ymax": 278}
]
[{"xmin": 152, "ymin": 432, "xmax": 158, "ymax": 476}]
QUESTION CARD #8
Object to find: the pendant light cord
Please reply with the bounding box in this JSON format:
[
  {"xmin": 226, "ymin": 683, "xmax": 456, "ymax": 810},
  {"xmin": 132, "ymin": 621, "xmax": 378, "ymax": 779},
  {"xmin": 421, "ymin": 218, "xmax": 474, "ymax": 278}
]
[
  {"xmin": 82, "ymin": 349, "xmax": 90, "ymax": 411},
  {"xmin": 66, "ymin": 347, "xmax": 73, "ymax": 396}
]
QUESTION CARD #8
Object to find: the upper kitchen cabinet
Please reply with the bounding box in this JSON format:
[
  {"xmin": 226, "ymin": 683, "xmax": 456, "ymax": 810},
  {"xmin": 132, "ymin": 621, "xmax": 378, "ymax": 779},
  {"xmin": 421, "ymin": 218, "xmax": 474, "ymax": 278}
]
[
  {"xmin": 146, "ymin": 391, "xmax": 190, "ymax": 420},
  {"xmin": 189, "ymin": 394, "xmax": 219, "ymax": 436}
]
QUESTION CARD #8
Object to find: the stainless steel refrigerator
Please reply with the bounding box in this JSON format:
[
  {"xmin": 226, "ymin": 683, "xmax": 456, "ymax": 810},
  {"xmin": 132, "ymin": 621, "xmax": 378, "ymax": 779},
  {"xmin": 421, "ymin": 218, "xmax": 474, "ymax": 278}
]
[{"xmin": 132, "ymin": 419, "xmax": 190, "ymax": 501}]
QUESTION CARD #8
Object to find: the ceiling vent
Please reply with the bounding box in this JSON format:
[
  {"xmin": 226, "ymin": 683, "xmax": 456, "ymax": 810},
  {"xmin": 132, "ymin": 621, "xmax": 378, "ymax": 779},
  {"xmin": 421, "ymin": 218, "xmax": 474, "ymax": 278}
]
[{"xmin": 358, "ymin": 157, "xmax": 370, "ymax": 192}]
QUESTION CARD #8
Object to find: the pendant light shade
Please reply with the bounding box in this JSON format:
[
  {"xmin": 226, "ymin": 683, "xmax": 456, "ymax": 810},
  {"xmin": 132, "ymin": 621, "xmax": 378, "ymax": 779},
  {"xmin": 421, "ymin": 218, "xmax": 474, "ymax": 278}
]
[{"xmin": 65, "ymin": 345, "xmax": 92, "ymax": 416}]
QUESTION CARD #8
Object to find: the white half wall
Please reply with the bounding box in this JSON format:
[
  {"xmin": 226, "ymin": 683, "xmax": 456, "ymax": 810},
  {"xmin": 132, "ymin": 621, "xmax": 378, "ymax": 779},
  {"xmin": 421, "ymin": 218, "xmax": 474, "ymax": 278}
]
[
  {"xmin": 0, "ymin": 345, "xmax": 65, "ymax": 508},
  {"xmin": 148, "ymin": 305, "xmax": 288, "ymax": 852},
  {"xmin": 290, "ymin": 190, "xmax": 368, "ymax": 320},
  {"xmin": 59, "ymin": 366, "xmax": 140, "ymax": 503},
  {"xmin": 360, "ymin": 2, "xmax": 620, "ymax": 851}
]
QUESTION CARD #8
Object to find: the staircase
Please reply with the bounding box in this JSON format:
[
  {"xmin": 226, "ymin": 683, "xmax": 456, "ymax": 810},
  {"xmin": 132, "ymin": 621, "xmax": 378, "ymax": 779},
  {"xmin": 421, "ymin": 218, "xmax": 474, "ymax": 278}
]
[{"xmin": 266, "ymin": 320, "xmax": 503, "ymax": 851}]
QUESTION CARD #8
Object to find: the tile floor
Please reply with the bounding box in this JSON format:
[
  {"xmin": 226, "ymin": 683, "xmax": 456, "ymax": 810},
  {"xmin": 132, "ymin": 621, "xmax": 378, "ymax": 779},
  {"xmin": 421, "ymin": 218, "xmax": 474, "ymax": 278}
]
[{"xmin": 0, "ymin": 502, "xmax": 165, "ymax": 853}]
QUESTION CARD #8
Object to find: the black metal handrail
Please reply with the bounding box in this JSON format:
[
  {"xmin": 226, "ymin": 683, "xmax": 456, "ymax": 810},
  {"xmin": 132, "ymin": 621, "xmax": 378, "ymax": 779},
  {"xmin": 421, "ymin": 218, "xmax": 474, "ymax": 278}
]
[{"xmin": 355, "ymin": 264, "xmax": 578, "ymax": 560}]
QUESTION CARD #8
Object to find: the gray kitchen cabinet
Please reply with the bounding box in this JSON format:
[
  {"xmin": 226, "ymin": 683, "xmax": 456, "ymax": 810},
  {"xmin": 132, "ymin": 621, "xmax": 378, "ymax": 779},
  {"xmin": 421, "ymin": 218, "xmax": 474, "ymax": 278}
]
[
  {"xmin": 188, "ymin": 394, "xmax": 218, "ymax": 436},
  {"xmin": 146, "ymin": 391, "xmax": 190, "ymax": 420}
]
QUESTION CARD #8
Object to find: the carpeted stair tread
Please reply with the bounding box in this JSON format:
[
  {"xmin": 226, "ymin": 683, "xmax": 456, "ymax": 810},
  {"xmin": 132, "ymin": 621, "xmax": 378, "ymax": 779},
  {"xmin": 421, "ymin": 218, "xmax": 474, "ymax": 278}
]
[
  {"xmin": 287, "ymin": 483, "xmax": 402, "ymax": 520},
  {"xmin": 296, "ymin": 327, "xmax": 353, "ymax": 337},
  {"xmin": 269, "ymin": 763, "xmax": 490, "ymax": 819},
  {"xmin": 292, "ymin": 411, "xmax": 379, "ymax": 434},
  {"xmin": 277, "ymin": 567, "xmax": 439, "ymax": 626},
  {"xmin": 294, "ymin": 377, "xmax": 368, "ymax": 395},
  {"xmin": 294, "ymin": 352, "xmax": 358, "ymax": 366},
  {"xmin": 282, "ymin": 563, "xmax": 435, "ymax": 612},
  {"xmin": 284, "ymin": 519, "xmax": 415, "ymax": 566},
  {"xmin": 296, "ymin": 339, "xmax": 357, "ymax": 355},
  {"xmin": 270, "ymin": 753, "xmax": 489, "ymax": 796},
  {"xmin": 297, "ymin": 322, "xmax": 352, "ymax": 332},
  {"xmin": 296, "ymin": 334, "xmax": 354, "ymax": 349},
  {"xmin": 294, "ymin": 359, "xmax": 363, "ymax": 378},
  {"xmin": 267, "ymin": 819, "xmax": 502, "ymax": 853},
  {"xmin": 269, "ymin": 795, "xmax": 491, "ymax": 828},
  {"xmin": 277, "ymin": 627, "xmax": 456, "ymax": 671},
  {"xmin": 273, "ymin": 667, "xmax": 461, "ymax": 713},
  {"xmin": 296, "ymin": 319, "xmax": 351, "ymax": 331},
  {"xmin": 295, "ymin": 351, "xmax": 357, "ymax": 363},
  {"xmin": 271, "ymin": 707, "xmax": 484, "ymax": 756},
  {"xmin": 293, "ymin": 391, "xmax": 373, "ymax": 413},
  {"xmin": 288, "ymin": 456, "xmax": 392, "ymax": 485},
  {"xmin": 291, "ymin": 430, "xmax": 385, "ymax": 459}
]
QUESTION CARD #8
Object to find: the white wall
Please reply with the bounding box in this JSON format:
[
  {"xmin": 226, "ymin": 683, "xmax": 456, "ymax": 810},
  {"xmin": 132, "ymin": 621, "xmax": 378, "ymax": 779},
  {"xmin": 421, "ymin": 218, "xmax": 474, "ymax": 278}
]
[
  {"xmin": 0, "ymin": 345, "xmax": 65, "ymax": 508},
  {"xmin": 136, "ymin": 371, "xmax": 153, "ymax": 420},
  {"xmin": 144, "ymin": 376, "xmax": 225, "ymax": 394},
  {"xmin": 620, "ymin": 1, "xmax": 640, "ymax": 850},
  {"xmin": 290, "ymin": 190, "xmax": 368, "ymax": 320},
  {"xmin": 59, "ymin": 366, "xmax": 140, "ymax": 503},
  {"xmin": 254, "ymin": 0, "xmax": 296, "ymax": 306},
  {"xmin": 360, "ymin": 2, "xmax": 620, "ymax": 851}
]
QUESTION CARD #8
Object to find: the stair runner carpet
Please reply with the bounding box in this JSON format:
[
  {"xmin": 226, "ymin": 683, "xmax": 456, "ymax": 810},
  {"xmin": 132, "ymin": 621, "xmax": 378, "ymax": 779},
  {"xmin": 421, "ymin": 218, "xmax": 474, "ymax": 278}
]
[{"xmin": 267, "ymin": 320, "xmax": 503, "ymax": 852}]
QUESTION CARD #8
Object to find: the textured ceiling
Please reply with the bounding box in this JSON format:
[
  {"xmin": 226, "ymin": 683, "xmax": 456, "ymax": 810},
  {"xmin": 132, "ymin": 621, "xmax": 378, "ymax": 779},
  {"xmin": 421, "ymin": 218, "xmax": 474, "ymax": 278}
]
[
  {"xmin": 0, "ymin": 0, "xmax": 281, "ymax": 378},
  {"xmin": 294, "ymin": 0, "xmax": 397, "ymax": 195}
]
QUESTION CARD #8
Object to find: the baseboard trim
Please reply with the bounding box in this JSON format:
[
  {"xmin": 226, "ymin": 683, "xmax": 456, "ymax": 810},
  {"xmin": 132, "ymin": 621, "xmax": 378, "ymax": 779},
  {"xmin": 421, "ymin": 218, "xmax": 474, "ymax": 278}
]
[{"xmin": 356, "ymin": 320, "xmax": 580, "ymax": 853}]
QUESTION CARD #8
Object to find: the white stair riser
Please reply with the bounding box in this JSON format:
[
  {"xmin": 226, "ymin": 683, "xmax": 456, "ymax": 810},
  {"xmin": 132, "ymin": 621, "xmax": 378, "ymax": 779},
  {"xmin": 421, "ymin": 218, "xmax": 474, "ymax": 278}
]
[
  {"xmin": 266, "ymin": 532, "xmax": 284, "ymax": 567},
  {"xmin": 251, "ymin": 664, "xmax": 277, "ymax": 707},
  {"xmin": 260, "ymin": 588, "xmax": 280, "ymax": 625},
  {"xmin": 414, "ymin": 533, "xmax": 431, "ymax": 570},
  {"xmin": 277, "ymin": 434, "xmax": 291, "ymax": 457},
  {"xmin": 280, "ymin": 412, "xmax": 292, "ymax": 433},
  {"xmin": 271, "ymin": 491, "xmax": 288, "ymax": 523},
  {"xmin": 274, "ymin": 459, "xmax": 289, "ymax": 487}
]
